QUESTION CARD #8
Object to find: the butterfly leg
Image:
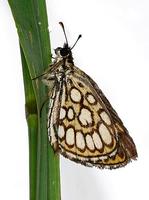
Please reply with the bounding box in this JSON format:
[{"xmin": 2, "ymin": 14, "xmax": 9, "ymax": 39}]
[{"xmin": 39, "ymin": 97, "xmax": 50, "ymax": 117}]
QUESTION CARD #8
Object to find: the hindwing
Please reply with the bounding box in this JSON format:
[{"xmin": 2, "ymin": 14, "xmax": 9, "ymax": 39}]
[{"xmin": 47, "ymin": 65, "xmax": 137, "ymax": 169}]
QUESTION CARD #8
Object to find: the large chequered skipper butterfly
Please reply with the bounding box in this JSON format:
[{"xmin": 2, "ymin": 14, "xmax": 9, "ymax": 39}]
[{"xmin": 40, "ymin": 22, "xmax": 137, "ymax": 169}]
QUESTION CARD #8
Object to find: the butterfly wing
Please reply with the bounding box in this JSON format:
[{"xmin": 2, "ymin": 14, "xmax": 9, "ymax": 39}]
[{"xmin": 48, "ymin": 65, "xmax": 137, "ymax": 169}]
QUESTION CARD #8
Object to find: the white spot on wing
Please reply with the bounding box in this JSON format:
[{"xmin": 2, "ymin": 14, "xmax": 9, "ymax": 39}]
[
  {"xmin": 100, "ymin": 111, "xmax": 111, "ymax": 125},
  {"xmin": 70, "ymin": 88, "xmax": 81, "ymax": 102},
  {"xmin": 76, "ymin": 131, "xmax": 85, "ymax": 150},
  {"xmin": 92, "ymin": 131, "xmax": 103, "ymax": 150},
  {"xmin": 60, "ymin": 108, "xmax": 66, "ymax": 120},
  {"xmin": 99, "ymin": 155, "xmax": 108, "ymax": 160},
  {"xmin": 66, "ymin": 127, "xmax": 75, "ymax": 146},
  {"xmin": 86, "ymin": 93, "xmax": 96, "ymax": 104},
  {"xmin": 58, "ymin": 125, "xmax": 65, "ymax": 139},
  {"xmin": 79, "ymin": 108, "xmax": 93, "ymax": 126},
  {"xmin": 86, "ymin": 135, "xmax": 95, "ymax": 150},
  {"xmin": 67, "ymin": 107, "xmax": 74, "ymax": 120},
  {"xmin": 99, "ymin": 124, "xmax": 112, "ymax": 145},
  {"xmin": 109, "ymin": 149, "xmax": 117, "ymax": 157}
]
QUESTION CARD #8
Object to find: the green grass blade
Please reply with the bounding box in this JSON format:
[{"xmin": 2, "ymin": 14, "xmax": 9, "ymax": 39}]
[
  {"xmin": 8, "ymin": 1, "xmax": 61, "ymax": 200},
  {"xmin": 20, "ymin": 46, "xmax": 38, "ymax": 200}
]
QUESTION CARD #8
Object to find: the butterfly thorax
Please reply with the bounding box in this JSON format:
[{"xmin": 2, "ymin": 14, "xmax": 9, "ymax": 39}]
[{"xmin": 42, "ymin": 44, "xmax": 74, "ymax": 86}]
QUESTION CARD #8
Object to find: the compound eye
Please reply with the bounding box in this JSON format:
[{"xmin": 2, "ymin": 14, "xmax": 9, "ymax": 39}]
[{"xmin": 60, "ymin": 48, "xmax": 69, "ymax": 57}]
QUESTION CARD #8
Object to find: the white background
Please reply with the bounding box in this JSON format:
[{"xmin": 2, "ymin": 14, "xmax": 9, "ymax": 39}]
[{"xmin": 0, "ymin": 0, "xmax": 148, "ymax": 200}]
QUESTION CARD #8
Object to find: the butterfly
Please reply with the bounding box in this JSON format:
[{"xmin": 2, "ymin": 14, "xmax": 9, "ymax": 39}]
[{"xmin": 41, "ymin": 22, "xmax": 137, "ymax": 169}]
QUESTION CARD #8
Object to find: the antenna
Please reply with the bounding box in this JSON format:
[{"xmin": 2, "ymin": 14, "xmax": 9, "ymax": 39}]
[
  {"xmin": 71, "ymin": 34, "xmax": 82, "ymax": 50},
  {"xmin": 59, "ymin": 22, "xmax": 82, "ymax": 50},
  {"xmin": 59, "ymin": 22, "xmax": 68, "ymax": 44}
]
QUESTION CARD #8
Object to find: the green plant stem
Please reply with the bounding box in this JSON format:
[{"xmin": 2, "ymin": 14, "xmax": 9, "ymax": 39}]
[
  {"xmin": 8, "ymin": 1, "xmax": 61, "ymax": 200},
  {"xmin": 20, "ymin": 46, "xmax": 38, "ymax": 200}
]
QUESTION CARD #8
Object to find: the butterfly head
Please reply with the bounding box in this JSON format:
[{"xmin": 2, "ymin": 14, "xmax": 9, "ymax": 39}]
[{"xmin": 55, "ymin": 43, "xmax": 72, "ymax": 58}]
